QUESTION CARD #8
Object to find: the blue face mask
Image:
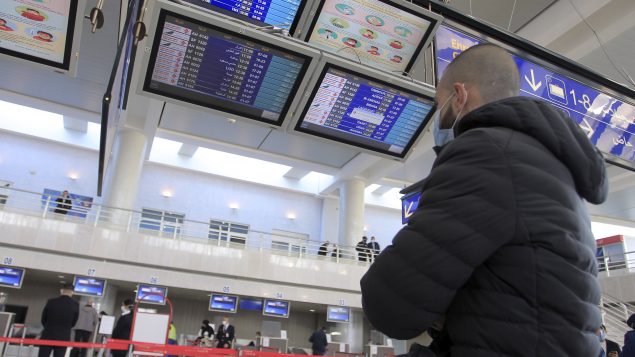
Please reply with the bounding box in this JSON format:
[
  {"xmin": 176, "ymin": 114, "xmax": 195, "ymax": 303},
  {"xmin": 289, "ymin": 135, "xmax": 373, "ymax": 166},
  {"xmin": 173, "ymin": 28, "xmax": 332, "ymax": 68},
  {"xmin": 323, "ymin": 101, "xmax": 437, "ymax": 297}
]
[
  {"xmin": 599, "ymin": 329, "xmax": 606, "ymax": 342},
  {"xmin": 432, "ymin": 94, "xmax": 456, "ymax": 148}
]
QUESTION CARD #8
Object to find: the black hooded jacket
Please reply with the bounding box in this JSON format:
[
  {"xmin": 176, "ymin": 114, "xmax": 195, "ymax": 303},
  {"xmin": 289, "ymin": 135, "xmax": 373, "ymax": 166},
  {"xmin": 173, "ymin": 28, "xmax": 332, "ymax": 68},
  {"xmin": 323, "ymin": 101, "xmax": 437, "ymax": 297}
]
[{"xmin": 361, "ymin": 97, "xmax": 608, "ymax": 357}]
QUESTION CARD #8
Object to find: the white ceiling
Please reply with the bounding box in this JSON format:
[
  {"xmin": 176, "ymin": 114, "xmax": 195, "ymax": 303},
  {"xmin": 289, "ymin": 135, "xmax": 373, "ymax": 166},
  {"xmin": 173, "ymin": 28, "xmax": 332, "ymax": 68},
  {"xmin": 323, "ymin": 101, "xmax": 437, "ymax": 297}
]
[{"xmin": 0, "ymin": 0, "xmax": 634, "ymax": 220}]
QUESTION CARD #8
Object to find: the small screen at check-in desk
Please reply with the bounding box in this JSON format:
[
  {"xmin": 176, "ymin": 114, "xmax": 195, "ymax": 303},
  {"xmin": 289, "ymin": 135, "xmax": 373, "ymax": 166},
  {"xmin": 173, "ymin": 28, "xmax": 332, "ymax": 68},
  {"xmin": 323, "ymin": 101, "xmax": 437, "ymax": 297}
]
[
  {"xmin": 0, "ymin": 266, "xmax": 24, "ymax": 288},
  {"xmin": 179, "ymin": 0, "xmax": 306, "ymax": 30},
  {"xmin": 298, "ymin": 66, "xmax": 433, "ymax": 157},
  {"xmin": 263, "ymin": 299, "xmax": 290, "ymax": 317},
  {"xmin": 145, "ymin": 11, "xmax": 309, "ymax": 125},
  {"xmin": 210, "ymin": 294, "xmax": 238, "ymax": 312},
  {"xmin": 136, "ymin": 284, "xmax": 168, "ymax": 305},
  {"xmin": 73, "ymin": 276, "xmax": 106, "ymax": 297},
  {"xmin": 327, "ymin": 306, "xmax": 350, "ymax": 322}
]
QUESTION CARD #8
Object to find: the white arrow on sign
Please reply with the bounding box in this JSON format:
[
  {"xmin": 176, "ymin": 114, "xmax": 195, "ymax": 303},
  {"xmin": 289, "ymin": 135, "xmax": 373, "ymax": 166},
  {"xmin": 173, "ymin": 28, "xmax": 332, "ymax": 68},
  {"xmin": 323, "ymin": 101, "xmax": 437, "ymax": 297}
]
[
  {"xmin": 524, "ymin": 69, "xmax": 543, "ymax": 92},
  {"xmin": 579, "ymin": 118, "xmax": 595, "ymax": 138},
  {"xmin": 404, "ymin": 201, "xmax": 414, "ymax": 218}
]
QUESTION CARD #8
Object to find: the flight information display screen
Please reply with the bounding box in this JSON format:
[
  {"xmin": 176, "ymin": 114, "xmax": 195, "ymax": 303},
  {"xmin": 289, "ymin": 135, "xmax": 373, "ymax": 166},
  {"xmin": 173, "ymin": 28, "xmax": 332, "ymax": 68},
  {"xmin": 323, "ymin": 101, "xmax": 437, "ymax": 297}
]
[
  {"xmin": 0, "ymin": 266, "xmax": 25, "ymax": 289},
  {"xmin": 263, "ymin": 299, "xmax": 290, "ymax": 318},
  {"xmin": 296, "ymin": 65, "xmax": 434, "ymax": 157},
  {"xmin": 144, "ymin": 10, "xmax": 311, "ymax": 126},
  {"xmin": 209, "ymin": 294, "xmax": 238, "ymax": 313},
  {"xmin": 435, "ymin": 25, "xmax": 635, "ymax": 169},
  {"xmin": 401, "ymin": 190, "xmax": 420, "ymax": 224},
  {"xmin": 0, "ymin": 0, "xmax": 77, "ymax": 70},
  {"xmin": 73, "ymin": 276, "xmax": 106, "ymax": 297},
  {"xmin": 177, "ymin": 0, "xmax": 307, "ymax": 32},
  {"xmin": 306, "ymin": 0, "xmax": 436, "ymax": 73},
  {"xmin": 327, "ymin": 306, "xmax": 350, "ymax": 323},
  {"xmin": 136, "ymin": 284, "xmax": 168, "ymax": 305}
]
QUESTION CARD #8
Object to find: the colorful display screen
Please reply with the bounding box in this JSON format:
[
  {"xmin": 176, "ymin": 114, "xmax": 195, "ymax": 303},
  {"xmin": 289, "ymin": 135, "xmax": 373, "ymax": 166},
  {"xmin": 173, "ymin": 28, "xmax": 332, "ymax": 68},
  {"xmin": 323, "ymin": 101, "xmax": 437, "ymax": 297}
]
[
  {"xmin": 0, "ymin": 266, "xmax": 25, "ymax": 289},
  {"xmin": 263, "ymin": 299, "xmax": 290, "ymax": 318},
  {"xmin": 306, "ymin": 0, "xmax": 435, "ymax": 73},
  {"xmin": 401, "ymin": 190, "xmax": 420, "ymax": 224},
  {"xmin": 178, "ymin": 0, "xmax": 307, "ymax": 32},
  {"xmin": 326, "ymin": 306, "xmax": 350, "ymax": 323},
  {"xmin": 136, "ymin": 284, "xmax": 168, "ymax": 305},
  {"xmin": 73, "ymin": 276, "xmax": 106, "ymax": 297},
  {"xmin": 209, "ymin": 294, "xmax": 238, "ymax": 313},
  {"xmin": 296, "ymin": 64, "xmax": 434, "ymax": 157},
  {"xmin": 0, "ymin": 0, "xmax": 77, "ymax": 69},
  {"xmin": 144, "ymin": 10, "xmax": 311, "ymax": 126},
  {"xmin": 435, "ymin": 25, "xmax": 635, "ymax": 169}
]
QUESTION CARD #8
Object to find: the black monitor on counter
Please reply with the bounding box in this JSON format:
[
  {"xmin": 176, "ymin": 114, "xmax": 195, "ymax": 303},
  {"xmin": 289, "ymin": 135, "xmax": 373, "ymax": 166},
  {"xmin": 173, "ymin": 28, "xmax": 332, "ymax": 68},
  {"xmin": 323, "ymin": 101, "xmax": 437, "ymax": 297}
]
[
  {"xmin": 292, "ymin": 53, "xmax": 435, "ymax": 159},
  {"xmin": 302, "ymin": 0, "xmax": 442, "ymax": 74},
  {"xmin": 0, "ymin": 0, "xmax": 82, "ymax": 72},
  {"xmin": 141, "ymin": 2, "xmax": 320, "ymax": 128}
]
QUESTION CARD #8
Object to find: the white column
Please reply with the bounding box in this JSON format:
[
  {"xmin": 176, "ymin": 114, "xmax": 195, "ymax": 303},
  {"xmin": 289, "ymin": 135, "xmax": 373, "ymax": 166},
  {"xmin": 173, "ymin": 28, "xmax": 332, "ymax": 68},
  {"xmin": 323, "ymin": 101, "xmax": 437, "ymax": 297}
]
[
  {"xmin": 320, "ymin": 197, "xmax": 339, "ymax": 243},
  {"xmin": 103, "ymin": 128, "xmax": 147, "ymax": 210},
  {"xmin": 338, "ymin": 179, "xmax": 365, "ymax": 247}
]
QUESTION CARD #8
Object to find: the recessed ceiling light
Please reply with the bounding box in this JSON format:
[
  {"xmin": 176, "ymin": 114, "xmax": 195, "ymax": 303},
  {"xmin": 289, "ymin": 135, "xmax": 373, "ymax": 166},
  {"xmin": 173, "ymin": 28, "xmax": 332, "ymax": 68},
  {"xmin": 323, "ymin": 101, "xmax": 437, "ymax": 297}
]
[
  {"xmin": 309, "ymin": 309, "xmax": 315, "ymax": 312},
  {"xmin": 58, "ymin": 275, "xmax": 65, "ymax": 279}
]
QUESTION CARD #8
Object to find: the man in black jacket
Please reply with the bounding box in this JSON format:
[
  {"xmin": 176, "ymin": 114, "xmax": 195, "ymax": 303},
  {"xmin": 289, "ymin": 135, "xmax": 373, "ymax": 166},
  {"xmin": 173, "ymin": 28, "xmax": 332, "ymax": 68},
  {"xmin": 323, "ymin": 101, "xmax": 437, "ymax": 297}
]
[
  {"xmin": 111, "ymin": 299, "xmax": 134, "ymax": 357},
  {"xmin": 39, "ymin": 283, "xmax": 79, "ymax": 357},
  {"xmin": 360, "ymin": 44, "xmax": 608, "ymax": 356},
  {"xmin": 309, "ymin": 327, "xmax": 328, "ymax": 356},
  {"xmin": 356, "ymin": 236, "xmax": 369, "ymax": 261},
  {"xmin": 216, "ymin": 317, "xmax": 235, "ymax": 348},
  {"xmin": 598, "ymin": 325, "xmax": 620, "ymax": 356}
]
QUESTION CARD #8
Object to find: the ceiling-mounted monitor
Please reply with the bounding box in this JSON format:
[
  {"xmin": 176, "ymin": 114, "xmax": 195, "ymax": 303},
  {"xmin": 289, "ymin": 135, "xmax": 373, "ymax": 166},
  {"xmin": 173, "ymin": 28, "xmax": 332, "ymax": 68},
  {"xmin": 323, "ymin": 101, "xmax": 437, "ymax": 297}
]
[
  {"xmin": 174, "ymin": 0, "xmax": 311, "ymax": 34},
  {"xmin": 263, "ymin": 299, "xmax": 290, "ymax": 318},
  {"xmin": 303, "ymin": 0, "xmax": 442, "ymax": 74},
  {"xmin": 209, "ymin": 294, "xmax": 239, "ymax": 313},
  {"xmin": 0, "ymin": 0, "xmax": 82, "ymax": 72},
  {"xmin": 141, "ymin": 2, "xmax": 320, "ymax": 128},
  {"xmin": 73, "ymin": 276, "xmax": 107, "ymax": 297},
  {"xmin": 136, "ymin": 284, "xmax": 169, "ymax": 305},
  {"xmin": 433, "ymin": 22, "xmax": 635, "ymax": 171},
  {"xmin": 292, "ymin": 53, "xmax": 435, "ymax": 159},
  {"xmin": 327, "ymin": 306, "xmax": 350, "ymax": 323},
  {"xmin": 0, "ymin": 266, "xmax": 25, "ymax": 289}
]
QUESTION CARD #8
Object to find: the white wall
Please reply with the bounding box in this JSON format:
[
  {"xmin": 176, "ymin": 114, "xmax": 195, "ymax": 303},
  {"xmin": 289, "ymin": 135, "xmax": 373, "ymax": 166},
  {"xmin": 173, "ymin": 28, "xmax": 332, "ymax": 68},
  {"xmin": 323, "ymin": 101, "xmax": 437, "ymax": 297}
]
[{"xmin": 364, "ymin": 206, "xmax": 403, "ymax": 251}]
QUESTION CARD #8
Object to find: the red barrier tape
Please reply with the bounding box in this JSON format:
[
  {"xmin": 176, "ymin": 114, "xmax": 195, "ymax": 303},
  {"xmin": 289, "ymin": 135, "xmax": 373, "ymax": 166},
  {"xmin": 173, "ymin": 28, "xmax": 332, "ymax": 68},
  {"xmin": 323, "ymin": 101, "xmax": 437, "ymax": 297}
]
[{"xmin": 0, "ymin": 337, "xmax": 107, "ymax": 349}]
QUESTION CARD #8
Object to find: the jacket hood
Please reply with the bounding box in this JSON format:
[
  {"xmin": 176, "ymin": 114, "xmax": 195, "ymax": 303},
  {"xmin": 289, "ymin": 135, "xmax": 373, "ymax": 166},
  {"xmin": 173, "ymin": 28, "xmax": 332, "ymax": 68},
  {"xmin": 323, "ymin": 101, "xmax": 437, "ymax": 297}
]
[{"xmin": 456, "ymin": 97, "xmax": 608, "ymax": 204}]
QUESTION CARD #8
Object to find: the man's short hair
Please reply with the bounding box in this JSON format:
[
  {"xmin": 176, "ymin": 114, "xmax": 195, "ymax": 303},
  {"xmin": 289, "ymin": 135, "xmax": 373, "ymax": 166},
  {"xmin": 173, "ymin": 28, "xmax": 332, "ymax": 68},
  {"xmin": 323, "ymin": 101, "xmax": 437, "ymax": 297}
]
[{"xmin": 439, "ymin": 44, "xmax": 520, "ymax": 103}]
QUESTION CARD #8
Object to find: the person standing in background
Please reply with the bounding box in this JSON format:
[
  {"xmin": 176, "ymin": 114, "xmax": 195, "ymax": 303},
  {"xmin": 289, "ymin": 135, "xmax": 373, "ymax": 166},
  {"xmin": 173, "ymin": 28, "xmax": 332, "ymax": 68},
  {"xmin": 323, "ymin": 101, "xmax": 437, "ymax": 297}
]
[
  {"xmin": 216, "ymin": 317, "xmax": 235, "ymax": 348},
  {"xmin": 356, "ymin": 236, "xmax": 369, "ymax": 262},
  {"xmin": 367, "ymin": 236, "xmax": 380, "ymax": 262},
  {"xmin": 309, "ymin": 327, "xmax": 328, "ymax": 356},
  {"xmin": 72, "ymin": 300, "xmax": 98, "ymax": 357},
  {"xmin": 53, "ymin": 190, "xmax": 72, "ymax": 215},
  {"xmin": 39, "ymin": 283, "xmax": 79, "ymax": 357},
  {"xmin": 111, "ymin": 299, "xmax": 134, "ymax": 357},
  {"xmin": 167, "ymin": 322, "xmax": 177, "ymax": 357},
  {"xmin": 318, "ymin": 241, "xmax": 330, "ymax": 257}
]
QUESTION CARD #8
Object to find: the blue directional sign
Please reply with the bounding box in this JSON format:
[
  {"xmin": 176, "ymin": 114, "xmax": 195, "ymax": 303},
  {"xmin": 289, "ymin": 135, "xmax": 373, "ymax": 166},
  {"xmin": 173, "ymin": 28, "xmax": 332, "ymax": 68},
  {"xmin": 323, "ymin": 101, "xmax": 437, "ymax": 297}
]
[
  {"xmin": 435, "ymin": 25, "xmax": 635, "ymax": 168},
  {"xmin": 401, "ymin": 191, "xmax": 421, "ymax": 224}
]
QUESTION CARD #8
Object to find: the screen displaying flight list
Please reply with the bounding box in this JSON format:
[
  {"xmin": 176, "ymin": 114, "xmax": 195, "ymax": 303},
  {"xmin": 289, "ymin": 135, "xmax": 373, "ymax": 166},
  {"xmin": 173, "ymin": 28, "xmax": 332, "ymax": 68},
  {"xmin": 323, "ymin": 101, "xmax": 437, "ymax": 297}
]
[
  {"xmin": 0, "ymin": 266, "xmax": 25, "ymax": 288},
  {"xmin": 178, "ymin": 0, "xmax": 306, "ymax": 31},
  {"xmin": 210, "ymin": 294, "xmax": 238, "ymax": 312},
  {"xmin": 297, "ymin": 66, "xmax": 433, "ymax": 157},
  {"xmin": 73, "ymin": 276, "xmax": 106, "ymax": 297},
  {"xmin": 435, "ymin": 25, "xmax": 635, "ymax": 169},
  {"xmin": 145, "ymin": 11, "xmax": 309, "ymax": 125}
]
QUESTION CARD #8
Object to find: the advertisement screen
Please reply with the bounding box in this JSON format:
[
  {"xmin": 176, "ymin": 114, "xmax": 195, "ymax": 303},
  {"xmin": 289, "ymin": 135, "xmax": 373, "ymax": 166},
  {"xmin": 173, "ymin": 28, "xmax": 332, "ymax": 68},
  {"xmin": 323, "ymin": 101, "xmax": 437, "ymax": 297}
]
[
  {"xmin": 306, "ymin": 0, "xmax": 434, "ymax": 73},
  {"xmin": 136, "ymin": 284, "xmax": 168, "ymax": 305},
  {"xmin": 435, "ymin": 25, "xmax": 635, "ymax": 169},
  {"xmin": 263, "ymin": 299, "xmax": 290, "ymax": 318},
  {"xmin": 73, "ymin": 276, "xmax": 106, "ymax": 297},
  {"xmin": 296, "ymin": 64, "xmax": 434, "ymax": 157},
  {"xmin": 144, "ymin": 10, "xmax": 311, "ymax": 126},
  {"xmin": 0, "ymin": 266, "xmax": 25, "ymax": 289},
  {"xmin": 209, "ymin": 294, "xmax": 238, "ymax": 313},
  {"xmin": 0, "ymin": 0, "xmax": 77, "ymax": 69}
]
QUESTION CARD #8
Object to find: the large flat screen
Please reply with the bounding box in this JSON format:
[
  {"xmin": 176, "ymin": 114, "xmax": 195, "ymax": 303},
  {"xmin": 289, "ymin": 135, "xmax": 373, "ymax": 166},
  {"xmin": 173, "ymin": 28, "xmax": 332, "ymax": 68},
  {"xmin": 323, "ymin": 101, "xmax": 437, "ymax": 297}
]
[
  {"xmin": 136, "ymin": 284, "xmax": 168, "ymax": 305},
  {"xmin": 176, "ymin": 0, "xmax": 309, "ymax": 33},
  {"xmin": 209, "ymin": 294, "xmax": 238, "ymax": 313},
  {"xmin": 240, "ymin": 298, "xmax": 263, "ymax": 311},
  {"xmin": 434, "ymin": 24, "xmax": 635, "ymax": 170},
  {"xmin": 326, "ymin": 306, "xmax": 350, "ymax": 323},
  {"xmin": 73, "ymin": 276, "xmax": 106, "ymax": 297},
  {"xmin": 0, "ymin": 266, "xmax": 25, "ymax": 289},
  {"xmin": 295, "ymin": 63, "xmax": 434, "ymax": 158},
  {"xmin": 263, "ymin": 299, "xmax": 290, "ymax": 318},
  {"xmin": 305, "ymin": 0, "xmax": 439, "ymax": 74},
  {"xmin": 144, "ymin": 10, "xmax": 313, "ymax": 126},
  {"xmin": 0, "ymin": 0, "xmax": 78, "ymax": 70}
]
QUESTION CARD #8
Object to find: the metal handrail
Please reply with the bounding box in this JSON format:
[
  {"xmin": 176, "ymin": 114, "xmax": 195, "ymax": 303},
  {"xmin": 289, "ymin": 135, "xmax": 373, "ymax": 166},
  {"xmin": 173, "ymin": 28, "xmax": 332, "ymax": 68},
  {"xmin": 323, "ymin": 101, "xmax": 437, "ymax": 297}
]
[{"xmin": 0, "ymin": 186, "xmax": 380, "ymax": 265}]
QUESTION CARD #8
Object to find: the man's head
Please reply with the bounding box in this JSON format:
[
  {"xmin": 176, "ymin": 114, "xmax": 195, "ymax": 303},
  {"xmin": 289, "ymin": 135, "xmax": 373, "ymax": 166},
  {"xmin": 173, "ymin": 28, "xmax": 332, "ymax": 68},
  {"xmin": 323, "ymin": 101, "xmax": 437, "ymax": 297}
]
[
  {"xmin": 202, "ymin": 319, "xmax": 209, "ymax": 325},
  {"xmin": 435, "ymin": 44, "xmax": 520, "ymax": 129},
  {"xmin": 256, "ymin": 331, "xmax": 261, "ymax": 337},
  {"xmin": 321, "ymin": 326, "xmax": 327, "ymax": 332},
  {"xmin": 121, "ymin": 298, "xmax": 133, "ymax": 311},
  {"xmin": 60, "ymin": 283, "xmax": 74, "ymax": 296},
  {"xmin": 87, "ymin": 299, "xmax": 94, "ymax": 307},
  {"xmin": 596, "ymin": 324, "xmax": 606, "ymax": 342},
  {"xmin": 371, "ymin": 236, "xmax": 376, "ymax": 242},
  {"xmin": 362, "ymin": 236, "xmax": 367, "ymax": 242},
  {"xmin": 222, "ymin": 317, "xmax": 229, "ymax": 325},
  {"xmin": 62, "ymin": 190, "xmax": 69, "ymax": 197},
  {"xmin": 628, "ymin": 314, "xmax": 635, "ymax": 329}
]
